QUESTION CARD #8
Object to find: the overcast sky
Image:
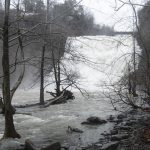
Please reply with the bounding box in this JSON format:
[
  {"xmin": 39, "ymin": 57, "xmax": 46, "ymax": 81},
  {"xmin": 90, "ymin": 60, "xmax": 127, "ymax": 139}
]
[{"xmin": 80, "ymin": 0, "xmax": 148, "ymax": 31}]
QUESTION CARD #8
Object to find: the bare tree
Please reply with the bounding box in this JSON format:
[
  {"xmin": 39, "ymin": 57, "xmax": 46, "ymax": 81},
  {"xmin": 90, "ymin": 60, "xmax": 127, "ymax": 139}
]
[{"xmin": 2, "ymin": 0, "xmax": 21, "ymax": 138}]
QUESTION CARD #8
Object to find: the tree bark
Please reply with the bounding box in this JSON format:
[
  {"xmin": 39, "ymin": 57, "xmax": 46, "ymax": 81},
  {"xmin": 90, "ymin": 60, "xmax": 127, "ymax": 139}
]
[
  {"xmin": 56, "ymin": 61, "xmax": 61, "ymax": 97},
  {"xmin": 39, "ymin": 45, "xmax": 45, "ymax": 105},
  {"xmin": 57, "ymin": 46, "xmax": 61, "ymax": 97},
  {"xmin": 2, "ymin": 0, "xmax": 20, "ymax": 138}
]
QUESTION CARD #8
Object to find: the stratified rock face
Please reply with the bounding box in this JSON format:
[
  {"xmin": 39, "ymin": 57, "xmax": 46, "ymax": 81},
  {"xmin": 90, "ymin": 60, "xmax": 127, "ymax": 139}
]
[
  {"xmin": 137, "ymin": 1, "xmax": 150, "ymax": 86},
  {"xmin": 0, "ymin": 40, "xmax": 2, "ymax": 88},
  {"xmin": 138, "ymin": 1, "xmax": 150, "ymax": 51},
  {"xmin": 25, "ymin": 139, "xmax": 61, "ymax": 150},
  {"xmin": 81, "ymin": 116, "xmax": 107, "ymax": 125}
]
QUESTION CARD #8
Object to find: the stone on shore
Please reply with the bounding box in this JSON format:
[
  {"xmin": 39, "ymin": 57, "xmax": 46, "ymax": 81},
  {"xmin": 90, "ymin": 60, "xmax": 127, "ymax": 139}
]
[
  {"xmin": 81, "ymin": 116, "xmax": 107, "ymax": 125},
  {"xmin": 117, "ymin": 114, "xmax": 127, "ymax": 120},
  {"xmin": 107, "ymin": 115, "xmax": 115, "ymax": 122},
  {"xmin": 101, "ymin": 141, "xmax": 119, "ymax": 150},
  {"xmin": 25, "ymin": 139, "xmax": 61, "ymax": 150},
  {"xmin": 111, "ymin": 134, "xmax": 129, "ymax": 141}
]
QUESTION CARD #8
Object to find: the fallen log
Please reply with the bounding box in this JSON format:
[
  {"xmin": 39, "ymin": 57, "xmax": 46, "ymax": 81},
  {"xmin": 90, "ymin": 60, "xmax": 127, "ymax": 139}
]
[
  {"xmin": 46, "ymin": 91, "xmax": 57, "ymax": 98},
  {"xmin": 15, "ymin": 112, "xmax": 32, "ymax": 116},
  {"xmin": 67, "ymin": 126, "xmax": 83, "ymax": 133},
  {"xmin": 44, "ymin": 92, "xmax": 66, "ymax": 108},
  {"xmin": 14, "ymin": 102, "xmax": 40, "ymax": 108}
]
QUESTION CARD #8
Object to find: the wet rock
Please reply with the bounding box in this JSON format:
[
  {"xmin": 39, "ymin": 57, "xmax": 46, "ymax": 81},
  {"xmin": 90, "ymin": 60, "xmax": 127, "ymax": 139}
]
[
  {"xmin": 113, "ymin": 118, "xmax": 123, "ymax": 124},
  {"xmin": 61, "ymin": 148, "xmax": 68, "ymax": 150},
  {"xmin": 101, "ymin": 141, "xmax": 119, "ymax": 150},
  {"xmin": 68, "ymin": 146, "xmax": 76, "ymax": 150},
  {"xmin": 99, "ymin": 138, "xmax": 106, "ymax": 143},
  {"xmin": 61, "ymin": 143, "xmax": 69, "ymax": 150},
  {"xmin": 95, "ymin": 143, "xmax": 102, "ymax": 147},
  {"xmin": 101, "ymin": 131, "xmax": 109, "ymax": 136},
  {"xmin": 110, "ymin": 129, "xmax": 118, "ymax": 135},
  {"xmin": 128, "ymin": 109, "xmax": 137, "ymax": 115},
  {"xmin": 80, "ymin": 146, "xmax": 86, "ymax": 150},
  {"xmin": 25, "ymin": 139, "xmax": 61, "ymax": 150},
  {"xmin": 107, "ymin": 115, "xmax": 115, "ymax": 122},
  {"xmin": 25, "ymin": 139, "xmax": 35, "ymax": 150},
  {"xmin": 125, "ymin": 120, "xmax": 137, "ymax": 126},
  {"xmin": 117, "ymin": 114, "xmax": 127, "ymax": 120},
  {"xmin": 81, "ymin": 116, "xmax": 107, "ymax": 125},
  {"xmin": 111, "ymin": 134, "xmax": 129, "ymax": 141},
  {"xmin": 67, "ymin": 126, "xmax": 83, "ymax": 133},
  {"xmin": 118, "ymin": 126, "xmax": 132, "ymax": 131}
]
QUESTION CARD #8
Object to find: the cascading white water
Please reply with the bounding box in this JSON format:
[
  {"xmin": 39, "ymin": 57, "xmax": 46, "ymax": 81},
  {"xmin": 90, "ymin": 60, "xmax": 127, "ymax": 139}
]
[{"xmin": 62, "ymin": 35, "xmax": 139, "ymax": 91}]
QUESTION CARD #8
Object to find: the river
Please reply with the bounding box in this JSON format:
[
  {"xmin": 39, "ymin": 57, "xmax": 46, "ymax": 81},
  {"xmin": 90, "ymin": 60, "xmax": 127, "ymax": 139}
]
[{"xmin": 0, "ymin": 35, "xmax": 138, "ymax": 149}]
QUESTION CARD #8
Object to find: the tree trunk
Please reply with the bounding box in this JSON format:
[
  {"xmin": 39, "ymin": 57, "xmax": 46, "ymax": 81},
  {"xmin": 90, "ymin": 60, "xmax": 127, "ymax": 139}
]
[
  {"xmin": 40, "ymin": 45, "xmax": 45, "ymax": 105},
  {"xmin": 132, "ymin": 32, "xmax": 137, "ymax": 97},
  {"xmin": 4, "ymin": 110, "xmax": 20, "ymax": 138},
  {"xmin": 52, "ymin": 49, "xmax": 61, "ymax": 97},
  {"xmin": 56, "ymin": 60, "xmax": 61, "ymax": 97},
  {"xmin": 2, "ymin": 0, "xmax": 20, "ymax": 138}
]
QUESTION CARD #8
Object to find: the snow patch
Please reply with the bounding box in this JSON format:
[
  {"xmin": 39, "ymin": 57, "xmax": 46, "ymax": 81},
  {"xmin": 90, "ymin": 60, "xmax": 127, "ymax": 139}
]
[
  {"xmin": 0, "ymin": 133, "xmax": 3, "ymax": 139},
  {"xmin": 0, "ymin": 139, "xmax": 24, "ymax": 150}
]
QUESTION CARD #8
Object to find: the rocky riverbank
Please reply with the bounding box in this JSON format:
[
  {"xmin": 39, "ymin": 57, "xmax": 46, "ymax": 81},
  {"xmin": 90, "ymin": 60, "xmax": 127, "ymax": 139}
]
[
  {"xmin": 1, "ymin": 110, "xmax": 150, "ymax": 150},
  {"xmin": 84, "ymin": 109, "xmax": 150, "ymax": 150}
]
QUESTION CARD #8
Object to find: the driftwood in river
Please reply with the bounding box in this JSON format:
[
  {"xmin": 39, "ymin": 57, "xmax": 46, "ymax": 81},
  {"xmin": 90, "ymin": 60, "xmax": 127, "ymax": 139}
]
[
  {"xmin": 44, "ymin": 92, "xmax": 66, "ymax": 107},
  {"xmin": 44, "ymin": 90, "xmax": 75, "ymax": 107}
]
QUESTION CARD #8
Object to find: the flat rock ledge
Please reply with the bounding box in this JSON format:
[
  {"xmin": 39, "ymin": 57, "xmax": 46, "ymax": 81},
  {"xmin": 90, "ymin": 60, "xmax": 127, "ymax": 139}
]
[
  {"xmin": 25, "ymin": 139, "xmax": 61, "ymax": 150},
  {"xmin": 0, "ymin": 139, "xmax": 24, "ymax": 150}
]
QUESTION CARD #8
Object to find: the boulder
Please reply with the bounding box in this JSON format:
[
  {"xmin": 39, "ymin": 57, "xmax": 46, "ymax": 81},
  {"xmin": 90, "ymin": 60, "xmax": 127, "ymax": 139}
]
[
  {"xmin": 111, "ymin": 134, "xmax": 129, "ymax": 141},
  {"xmin": 67, "ymin": 126, "xmax": 83, "ymax": 133},
  {"xmin": 25, "ymin": 139, "xmax": 35, "ymax": 150},
  {"xmin": 101, "ymin": 141, "xmax": 119, "ymax": 150},
  {"xmin": 107, "ymin": 115, "xmax": 115, "ymax": 122},
  {"xmin": 118, "ymin": 125, "xmax": 132, "ymax": 131},
  {"xmin": 25, "ymin": 139, "xmax": 61, "ymax": 150},
  {"xmin": 110, "ymin": 129, "xmax": 118, "ymax": 135},
  {"xmin": 117, "ymin": 114, "xmax": 127, "ymax": 120},
  {"xmin": 125, "ymin": 120, "xmax": 137, "ymax": 126},
  {"xmin": 81, "ymin": 116, "xmax": 107, "ymax": 125}
]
